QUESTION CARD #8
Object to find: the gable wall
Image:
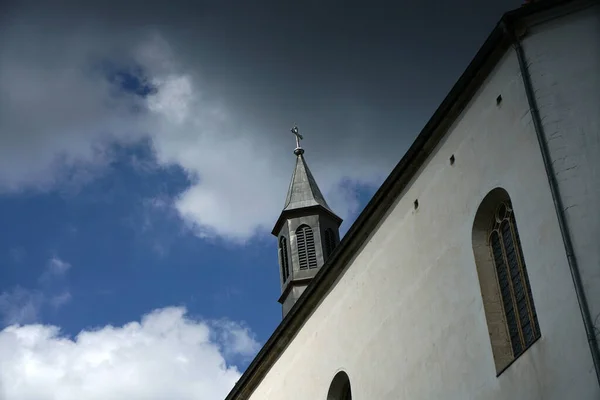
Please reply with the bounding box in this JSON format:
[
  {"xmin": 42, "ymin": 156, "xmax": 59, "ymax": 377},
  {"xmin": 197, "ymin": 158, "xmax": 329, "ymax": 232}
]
[
  {"xmin": 247, "ymin": 7, "xmax": 599, "ymax": 400},
  {"xmin": 524, "ymin": 3, "xmax": 600, "ymax": 352}
]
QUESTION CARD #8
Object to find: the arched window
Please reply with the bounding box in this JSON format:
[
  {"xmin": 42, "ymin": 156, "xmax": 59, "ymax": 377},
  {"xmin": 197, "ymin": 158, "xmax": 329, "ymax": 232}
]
[
  {"xmin": 324, "ymin": 228, "xmax": 336, "ymax": 259},
  {"xmin": 327, "ymin": 371, "xmax": 352, "ymax": 400},
  {"xmin": 279, "ymin": 236, "xmax": 290, "ymax": 283},
  {"xmin": 472, "ymin": 188, "xmax": 541, "ymax": 374},
  {"xmin": 296, "ymin": 224, "xmax": 318, "ymax": 270}
]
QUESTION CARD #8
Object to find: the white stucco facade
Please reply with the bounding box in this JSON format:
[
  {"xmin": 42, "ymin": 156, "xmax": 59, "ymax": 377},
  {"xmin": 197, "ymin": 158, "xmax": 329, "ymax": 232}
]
[
  {"xmin": 242, "ymin": 4, "xmax": 600, "ymax": 400},
  {"xmin": 524, "ymin": 3, "xmax": 600, "ymax": 349}
]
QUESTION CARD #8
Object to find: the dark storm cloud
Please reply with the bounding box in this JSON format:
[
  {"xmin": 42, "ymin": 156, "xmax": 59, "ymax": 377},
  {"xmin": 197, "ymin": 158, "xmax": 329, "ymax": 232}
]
[
  {"xmin": 6, "ymin": 0, "xmax": 522, "ymax": 134},
  {"xmin": 0, "ymin": 0, "xmax": 524, "ymax": 239}
]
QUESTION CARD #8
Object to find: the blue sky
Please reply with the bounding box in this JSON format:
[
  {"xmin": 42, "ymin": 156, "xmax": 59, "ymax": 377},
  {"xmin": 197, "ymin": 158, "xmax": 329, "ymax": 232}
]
[
  {"xmin": 0, "ymin": 63, "xmax": 379, "ymax": 369},
  {"xmin": 0, "ymin": 64, "xmax": 372, "ymax": 335},
  {"xmin": 0, "ymin": 126, "xmax": 374, "ymax": 337},
  {"xmin": 0, "ymin": 0, "xmax": 522, "ymax": 398},
  {"xmin": 0, "ymin": 44, "xmax": 383, "ymax": 396},
  {"xmin": 0, "ymin": 89, "xmax": 377, "ymax": 371}
]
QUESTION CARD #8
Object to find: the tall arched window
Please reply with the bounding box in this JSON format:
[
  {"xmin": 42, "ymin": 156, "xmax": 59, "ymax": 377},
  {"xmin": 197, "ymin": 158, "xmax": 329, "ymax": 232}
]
[
  {"xmin": 327, "ymin": 371, "xmax": 352, "ymax": 400},
  {"xmin": 296, "ymin": 224, "xmax": 318, "ymax": 270},
  {"xmin": 279, "ymin": 236, "xmax": 290, "ymax": 283},
  {"xmin": 324, "ymin": 228, "xmax": 336, "ymax": 259},
  {"xmin": 472, "ymin": 188, "xmax": 541, "ymax": 374}
]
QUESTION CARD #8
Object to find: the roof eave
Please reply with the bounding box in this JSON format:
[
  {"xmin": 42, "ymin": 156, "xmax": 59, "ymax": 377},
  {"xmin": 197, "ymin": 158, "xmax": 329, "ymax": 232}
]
[
  {"xmin": 225, "ymin": 1, "xmax": 586, "ymax": 398},
  {"xmin": 229, "ymin": 20, "xmax": 509, "ymax": 397},
  {"xmin": 271, "ymin": 205, "xmax": 343, "ymax": 236}
]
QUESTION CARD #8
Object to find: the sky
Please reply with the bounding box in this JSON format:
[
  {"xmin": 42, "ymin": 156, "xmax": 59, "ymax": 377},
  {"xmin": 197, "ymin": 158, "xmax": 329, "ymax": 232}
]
[{"xmin": 0, "ymin": 0, "xmax": 523, "ymax": 398}]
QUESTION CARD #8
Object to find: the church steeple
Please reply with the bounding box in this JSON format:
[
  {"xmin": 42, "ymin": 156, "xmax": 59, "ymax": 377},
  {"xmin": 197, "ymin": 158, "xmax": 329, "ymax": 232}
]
[{"xmin": 273, "ymin": 126, "xmax": 342, "ymax": 318}]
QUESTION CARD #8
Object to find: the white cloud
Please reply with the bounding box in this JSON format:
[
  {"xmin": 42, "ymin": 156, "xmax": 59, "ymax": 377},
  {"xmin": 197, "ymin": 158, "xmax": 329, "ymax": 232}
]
[
  {"xmin": 0, "ymin": 286, "xmax": 72, "ymax": 325},
  {"xmin": 1, "ymin": 257, "xmax": 73, "ymax": 324},
  {"xmin": 0, "ymin": 287, "xmax": 44, "ymax": 326},
  {"xmin": 0, "ymin": 307, "xmax": 258, "ymax": 400},
  {"xmin": 210, "ymin": 320, "xmax": 261, "ymax": 359},
  {"xmin": 49, "ymin": 292, "xmax": 73, "ymax": 309},
  {"xmin": 47, "ymin": 257, "xmax": 72, "ymax": 276},
  {"xmin": 0, "ymin": 14, "xmax": 150, "ymax": 192},
  {"xmin": 0, "ymin": 6, "xmax": 399, "ymax": 242},
  {"xmin": 39, "ymin": 257, "xmax": 73, "ymax": 290}
]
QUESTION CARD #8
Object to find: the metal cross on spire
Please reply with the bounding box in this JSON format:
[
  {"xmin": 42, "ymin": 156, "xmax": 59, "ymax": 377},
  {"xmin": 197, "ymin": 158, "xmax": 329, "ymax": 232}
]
[
  {"xmin": 291, "ymin": 125, "xmax": 303, "ymax": 149},
  {"xmin": 290, "ymin": 125, "xmax": 305, "ymax": 156}
]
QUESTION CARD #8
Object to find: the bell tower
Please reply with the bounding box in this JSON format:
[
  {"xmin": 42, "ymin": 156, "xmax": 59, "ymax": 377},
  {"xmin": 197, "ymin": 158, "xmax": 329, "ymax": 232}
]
[{"xmin": 272, "ymin": 126, "xmax": 343, "ymax": 318}]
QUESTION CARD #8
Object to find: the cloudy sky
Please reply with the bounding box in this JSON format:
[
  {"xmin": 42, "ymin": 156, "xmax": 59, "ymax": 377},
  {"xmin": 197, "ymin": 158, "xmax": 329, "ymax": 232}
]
[{"xmin": 0, "ymin": 0, "xmax": 523, "ymax": 398}]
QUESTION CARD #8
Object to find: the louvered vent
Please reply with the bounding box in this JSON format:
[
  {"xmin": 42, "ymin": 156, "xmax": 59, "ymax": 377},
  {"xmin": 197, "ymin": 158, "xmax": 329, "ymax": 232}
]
[
  {"xmin": 324, "ymin": 228, "xmax": 336, "ymax": 258},
  {"xmin": 296, "ymin": 224, "xmax": 318, "ymax": 270}
]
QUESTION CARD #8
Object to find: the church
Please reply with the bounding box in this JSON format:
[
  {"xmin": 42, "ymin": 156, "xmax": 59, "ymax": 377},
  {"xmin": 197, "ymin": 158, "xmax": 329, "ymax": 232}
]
[{"xmin": 225, "ymin": 0, "xmax": 600, "ymax": 398}]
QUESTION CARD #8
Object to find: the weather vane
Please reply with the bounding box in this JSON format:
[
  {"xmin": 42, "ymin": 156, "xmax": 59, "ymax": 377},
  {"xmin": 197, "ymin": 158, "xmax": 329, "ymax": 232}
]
[{"xmin": 291, "ymin": 125, "xmax": 303, "ymax": 150}]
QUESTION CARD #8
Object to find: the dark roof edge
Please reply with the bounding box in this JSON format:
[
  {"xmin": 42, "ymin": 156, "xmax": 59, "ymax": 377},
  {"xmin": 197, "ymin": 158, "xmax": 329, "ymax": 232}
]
[
  {"xmin": 271, "ymin": 204, "xmax": 343, "ymax": 236},
  {"xmin": 225, "ymin": 1, "xmax": 583, "ymax": 398}
]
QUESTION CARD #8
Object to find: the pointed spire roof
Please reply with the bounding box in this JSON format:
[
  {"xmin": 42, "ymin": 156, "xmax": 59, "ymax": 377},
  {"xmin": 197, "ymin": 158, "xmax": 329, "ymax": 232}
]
[
  {"xmin": 271, "ymin": 126, "xmax": 342, "ymax": 236},
  {"xmin": 283, "ymin": 151, "xmax": 332, "ymax": 213}
]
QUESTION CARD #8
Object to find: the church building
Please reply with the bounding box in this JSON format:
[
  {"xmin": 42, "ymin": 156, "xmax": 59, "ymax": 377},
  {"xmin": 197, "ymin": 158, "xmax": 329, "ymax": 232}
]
[{"xmin": 226, "ymin": 0, "xmax": 600, "ymax": 398}]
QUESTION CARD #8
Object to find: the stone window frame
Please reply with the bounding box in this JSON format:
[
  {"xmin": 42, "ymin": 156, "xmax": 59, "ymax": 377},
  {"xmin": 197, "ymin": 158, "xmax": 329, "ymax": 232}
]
[
  {"xmin": 324, "ymin": 228, "xmax": 336, "ymax": 258},
  {"xmin": 278, "ymin": 236, "xmax": 290, "ymax": 283},
  {"xmin": 472, "ymin": 187, "xmax": 541, "ymax": 375}
]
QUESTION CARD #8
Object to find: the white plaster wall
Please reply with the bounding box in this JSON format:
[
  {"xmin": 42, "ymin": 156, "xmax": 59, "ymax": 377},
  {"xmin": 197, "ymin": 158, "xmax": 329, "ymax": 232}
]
[
  {"xmin": 524, "ymin": 4, "xmax": 600, "ymax": 345},
  {"xmin": 247, "ymin": 10, "xmax": 599, "ymax": 400}
]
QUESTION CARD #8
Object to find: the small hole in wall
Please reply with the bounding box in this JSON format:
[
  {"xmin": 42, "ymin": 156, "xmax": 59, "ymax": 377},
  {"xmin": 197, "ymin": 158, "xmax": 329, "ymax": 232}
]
[
  {"xmin": 449, "ymin": 154, "xmax": 455, "ymax": 165},
  {"xmin": 414, "ymin": 199, "xmax": 419, "ymax": 210},
  {"xmin": 496, "ymin": 95, "xmax": 503, "ymax": 105}
]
